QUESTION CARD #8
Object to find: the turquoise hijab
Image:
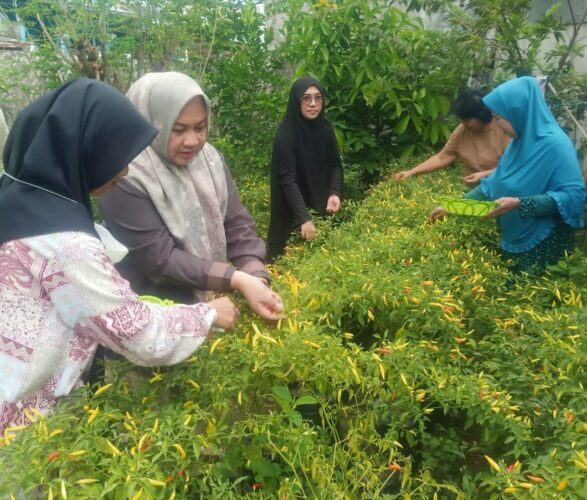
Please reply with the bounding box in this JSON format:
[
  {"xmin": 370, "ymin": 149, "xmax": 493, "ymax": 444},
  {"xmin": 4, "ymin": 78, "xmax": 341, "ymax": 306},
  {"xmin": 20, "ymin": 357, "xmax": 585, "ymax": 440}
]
[{"xmin": 480, "ymin": 76, "xmax": 585, "ymax": 253}]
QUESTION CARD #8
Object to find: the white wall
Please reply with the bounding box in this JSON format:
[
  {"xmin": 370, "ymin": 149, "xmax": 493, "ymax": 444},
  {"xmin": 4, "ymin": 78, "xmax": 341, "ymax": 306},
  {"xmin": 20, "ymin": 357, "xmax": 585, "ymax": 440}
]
[{"xmin": 0, "ymin": 107, "xmax": 8, "ymax": 158}]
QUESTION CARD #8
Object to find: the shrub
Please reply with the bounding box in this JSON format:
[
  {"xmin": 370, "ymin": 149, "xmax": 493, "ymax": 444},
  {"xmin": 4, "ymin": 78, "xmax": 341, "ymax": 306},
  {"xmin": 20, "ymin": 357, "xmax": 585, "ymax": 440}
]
[{"xmin": 1, "ymin": 166, "xmax": 586, "ymax": 498}]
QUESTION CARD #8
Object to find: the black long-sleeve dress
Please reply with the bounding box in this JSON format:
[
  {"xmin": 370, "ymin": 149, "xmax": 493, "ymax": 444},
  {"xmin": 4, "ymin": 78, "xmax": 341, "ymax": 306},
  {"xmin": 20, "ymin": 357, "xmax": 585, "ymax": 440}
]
[{"xmin": 267, "ymin": 76, "xmax": 343, "ymax": 262}]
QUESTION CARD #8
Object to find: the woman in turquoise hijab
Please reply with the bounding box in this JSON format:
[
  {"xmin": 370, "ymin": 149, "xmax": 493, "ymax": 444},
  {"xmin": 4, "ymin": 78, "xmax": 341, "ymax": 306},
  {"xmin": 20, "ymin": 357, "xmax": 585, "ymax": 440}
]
[{"xmin": 430, "ymin": 76, "xmax": 585, "ymax": 273}]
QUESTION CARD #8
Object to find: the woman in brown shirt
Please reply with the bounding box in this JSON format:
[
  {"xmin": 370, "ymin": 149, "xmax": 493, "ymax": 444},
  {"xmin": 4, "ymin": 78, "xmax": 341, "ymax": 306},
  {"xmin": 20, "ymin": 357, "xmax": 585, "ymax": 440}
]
[
  {"xmin": 395, "ymin": 89, "xmax": 510, "ymax": 185},
  {"xmin": 98, "ymin": 72, "xmax": 283, "ymax": 321}
]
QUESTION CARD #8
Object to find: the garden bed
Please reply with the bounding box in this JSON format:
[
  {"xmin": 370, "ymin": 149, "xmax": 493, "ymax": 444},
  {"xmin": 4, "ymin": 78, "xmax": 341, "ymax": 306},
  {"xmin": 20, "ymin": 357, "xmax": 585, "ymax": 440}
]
[{"xmin": 1, "ymin": 169, "xmax": 586, "ymax": 498}]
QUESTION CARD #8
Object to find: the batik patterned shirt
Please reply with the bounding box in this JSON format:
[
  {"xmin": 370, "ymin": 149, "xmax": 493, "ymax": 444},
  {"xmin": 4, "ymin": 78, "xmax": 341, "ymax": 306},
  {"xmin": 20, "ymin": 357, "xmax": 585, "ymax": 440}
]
[{"xmin": 0, "ymin": 232, "xmax": 213, "ymax": 435}]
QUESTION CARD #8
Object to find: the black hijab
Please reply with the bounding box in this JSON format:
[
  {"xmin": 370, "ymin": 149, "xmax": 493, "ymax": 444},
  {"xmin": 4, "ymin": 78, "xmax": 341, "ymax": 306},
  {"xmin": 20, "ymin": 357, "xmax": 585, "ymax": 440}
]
[
  {"xmin": 0, "ymin": 78, "xmax": 158, "ymax": 246},
  {"xmin": 271, "ymin": 76, "xmax": 341, "ymax": 215}
]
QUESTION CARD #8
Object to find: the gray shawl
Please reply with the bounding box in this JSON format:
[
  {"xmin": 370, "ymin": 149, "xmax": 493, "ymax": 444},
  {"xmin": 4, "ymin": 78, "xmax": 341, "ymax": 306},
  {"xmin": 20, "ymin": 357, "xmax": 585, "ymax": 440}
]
[{"xmin": 124, "ymin": 72, "xmax": 228, "ymax": 264}]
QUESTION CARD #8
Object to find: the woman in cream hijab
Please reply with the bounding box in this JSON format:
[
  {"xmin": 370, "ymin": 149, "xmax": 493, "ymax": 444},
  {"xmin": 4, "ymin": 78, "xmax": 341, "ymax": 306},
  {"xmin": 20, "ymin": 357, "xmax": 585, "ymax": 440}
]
[{"xmin": 99, "ymin": 72, "xmax": 283, "ymax": 321}]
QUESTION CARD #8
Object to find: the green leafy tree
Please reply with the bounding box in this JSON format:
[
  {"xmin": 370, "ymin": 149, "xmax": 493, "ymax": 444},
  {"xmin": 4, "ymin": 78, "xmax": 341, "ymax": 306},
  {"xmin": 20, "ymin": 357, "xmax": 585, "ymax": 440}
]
[
  {"xmin": 409, "ymin": 0, "xmax": 587, "ymax": 155},
  {"xmin": 8, "ymin": 0, "xmax": 284, "ymax": 171},
  {"xmin": 272, "ymin": 0, "xmax": 479, "ymax": 177}
]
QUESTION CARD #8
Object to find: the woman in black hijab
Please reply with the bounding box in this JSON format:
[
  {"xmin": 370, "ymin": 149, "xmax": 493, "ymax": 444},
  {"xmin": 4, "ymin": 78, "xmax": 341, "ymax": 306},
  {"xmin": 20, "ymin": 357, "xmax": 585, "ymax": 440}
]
[
  {"xmin": 267, "ymin": 76, "xmax": 343, "ymax": 262},
  {"xmin": 0, "ymin": 79, "xmax": 239, "ymax": 434},
  {"xmin": 0, "ymin": 78, "xmax": 157, "ymax": 243}
]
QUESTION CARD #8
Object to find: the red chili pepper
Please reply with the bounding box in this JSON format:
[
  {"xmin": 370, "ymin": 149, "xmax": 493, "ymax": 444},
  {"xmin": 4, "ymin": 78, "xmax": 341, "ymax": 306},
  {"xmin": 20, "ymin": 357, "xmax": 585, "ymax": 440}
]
[
  {"xmin": 140, "ymin": 436, "xmax": 151, "ymax": 452},
  {"xmin": 252, "ymin": 482, "xmax": 263, "ymax": 491},
  {"xmin": 507, "ymin": 464, "xmax": 514, "ymax": 473},
  {"xmin": 376, "ymin": 348, "xmax": 391, "ymax": 355},
  {"xmin": 527, "ymin": 475, "xmax": 545, "ymax": 483},
  {"xmin": 166, "ymin": 475, "xmax": 174, "ymax": 483},
  {"xmin": 47, "ymin": 451, "xmax": 61, "ymax": 462},
  {"xmin": 177, "ymin": 468, "xmax": 184, "ymax": 478},
  {"xmin": 387, "ymin": 463, "xmax": 402, "ymax": 471}
]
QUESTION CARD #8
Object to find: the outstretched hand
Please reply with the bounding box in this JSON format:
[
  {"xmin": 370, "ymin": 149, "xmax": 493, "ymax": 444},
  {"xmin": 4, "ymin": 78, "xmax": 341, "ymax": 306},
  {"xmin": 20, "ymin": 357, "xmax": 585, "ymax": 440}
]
[
  {"xmin": 485, "ymin": 197, "xmax": 520, "ymax": 218},
  {"xmin": 463, "ymin": 169, "xmax": 494, "ymax": 187},
  {"xmin": 463, "ymin": 172, "xmax": 484, "ymax": 186},
  {"xmin": 394, "ymin": 170, "xmax": 413, "ymax": 181},
  {"xmin": 428, "ymin": 205, "xmax": 447, "ymax": 224},
  {"xmin": 231, "ymin": 271, "xmax": 285, "ymax": 321}
]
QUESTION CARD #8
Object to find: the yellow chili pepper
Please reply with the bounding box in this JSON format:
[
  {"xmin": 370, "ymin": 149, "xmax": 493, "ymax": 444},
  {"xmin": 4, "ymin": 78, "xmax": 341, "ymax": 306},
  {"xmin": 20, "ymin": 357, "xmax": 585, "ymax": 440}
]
[
  {"xmin": 209, "ymin": 338, "xmax": 224, "ymax": 354},
  {"xmin": 68, "ymin": 450, "xmax": 86, "ymax": 457},
  {"xmin": 346, "ymin": 357, "xmax": 361, "ymax": 384},
  {"xmin": 74, "ymin": 479, "xmax": 99, "ymax": 485},
  {"xmin": 106, "ymin": 440, "xmax": 121, "ymax": 456},
  {"xmin": 288, "ymin": 318, "xmax": 298, "ymax": 334},
  {"xmin": 173, "ymin": 443, "xmax": 187, "ymax": 460},
  {"xmin": 152, "ymin": 418, "xmax": 159, "ymax": 433},
  {"xmin": 146, "ymin": 478, "xmax": 166, "ymax": 487},
  {"xmin": 557, "ymin": 479, "xmax": 568, "ymax": 492},
  {"xmin": 575, "ymin": 450, "xmax": 587, "ymax": 465},
  {"xmin": 94, "ymin": 383, "xmax": 113, "ymax": 396},
  {"xmin": 23, "ymin": 408, "xmax": 36, "ymax": 423},
  {"xmin": 130, "ymin": 488, "xmax": 143, "ymax": 500},
  {"xmin": 87, "ymin": 407, "xmax": 100, "ymax": 424},
  {"xmin": 484, "ymin": 455, "xmax": 501, "ymax": 473},
  {"xmin": 6, "ymin": 425, "xmax": 26, "ymax": 432},
  {"xmin": 30, "ymin": 407, "xmax": 44, "ymax": 418},
  {"xmin": 261, "ymin": 333, "xmax": 278, "ymax": 344}
]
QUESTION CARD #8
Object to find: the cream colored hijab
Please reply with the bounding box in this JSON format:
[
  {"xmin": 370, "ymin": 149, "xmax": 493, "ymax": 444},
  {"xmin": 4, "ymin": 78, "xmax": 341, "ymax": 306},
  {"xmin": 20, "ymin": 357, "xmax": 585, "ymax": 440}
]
[{"xmin": 124, "ymin": 72, "xmax": 228, "ymax": 264}]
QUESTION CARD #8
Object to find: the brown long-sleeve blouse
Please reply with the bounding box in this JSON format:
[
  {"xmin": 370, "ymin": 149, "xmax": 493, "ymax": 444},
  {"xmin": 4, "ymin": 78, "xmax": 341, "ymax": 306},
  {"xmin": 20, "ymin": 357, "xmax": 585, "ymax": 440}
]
[
  {"xmin": 441, "ymin": 119, "xmax": 511, "ymax": 175},
  {"xmin": 98, "ymin": 161, "xmax": 269, "ymax": 304}
]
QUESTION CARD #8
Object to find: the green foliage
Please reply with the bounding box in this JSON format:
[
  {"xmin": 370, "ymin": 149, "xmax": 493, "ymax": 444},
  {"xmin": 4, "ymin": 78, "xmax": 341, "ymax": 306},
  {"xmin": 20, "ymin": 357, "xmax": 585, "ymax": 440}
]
[
  {"xmin": 3, "ymin": 0, "xmax": 587, "ymax": 177},
  {"xmin": 201, "ymin": 2, "xmax": 287, "ymax": 174},
  {"xmin": 416, "ymin": 0, "xmax": 587, "ymax": 155},
  {"xmin": 439, "ymin": 0, "xmax": 565, "ymax": 77},
  {"xmin": 274, "ymin": 0, "xmax": 471, "ymax": 176},
  {"xmin": 234, "ymin": 159, "xmax": 366, "ymax": 242},
  {"xmin": 7, "ymin": 0, "xmax": 284, "ymax": 173},
  {"xmin": 2, "ymin": 167, "xmax": 586, "ymax": 497}
]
